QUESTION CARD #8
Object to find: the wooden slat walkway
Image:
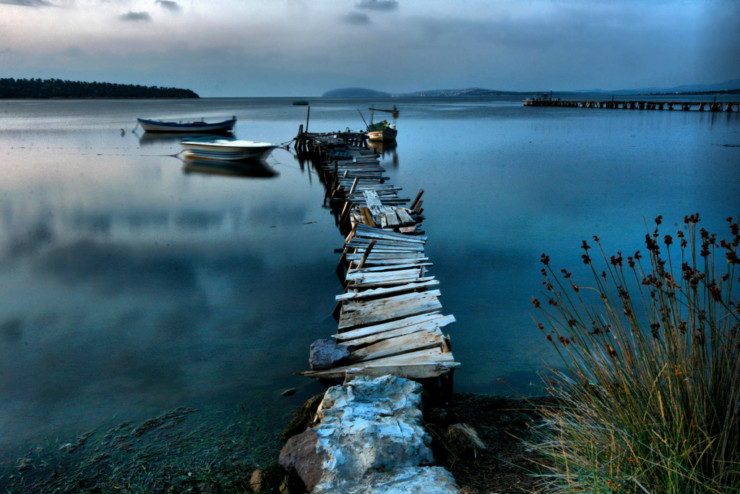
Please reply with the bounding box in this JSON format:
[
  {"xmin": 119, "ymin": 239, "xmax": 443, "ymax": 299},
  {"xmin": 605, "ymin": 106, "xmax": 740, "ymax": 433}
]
[{"xmin": 295, "ymin": 130, "xmax": 460, "ymax": 383}]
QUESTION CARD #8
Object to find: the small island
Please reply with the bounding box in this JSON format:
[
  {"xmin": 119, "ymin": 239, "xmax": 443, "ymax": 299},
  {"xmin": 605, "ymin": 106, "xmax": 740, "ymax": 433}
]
[{"xmin": 0, "ymin": 78, "xmax": 199, "ymax": 99}]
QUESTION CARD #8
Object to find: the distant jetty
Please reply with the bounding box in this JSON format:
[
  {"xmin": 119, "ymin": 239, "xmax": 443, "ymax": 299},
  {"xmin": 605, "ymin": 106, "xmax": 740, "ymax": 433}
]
[
  {"xmin": 0, "ymin": 78, "xmax": 198, "ymax": 99},
  {"xmin": 524, "ymin": 96, "xmax": 738, "ymax": 112}
]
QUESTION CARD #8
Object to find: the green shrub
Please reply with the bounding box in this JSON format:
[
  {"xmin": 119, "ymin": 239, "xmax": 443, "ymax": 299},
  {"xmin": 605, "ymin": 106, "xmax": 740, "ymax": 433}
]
[{"xmin": 531, "ymin": 214, "xmax": 739, "ymax": 493}]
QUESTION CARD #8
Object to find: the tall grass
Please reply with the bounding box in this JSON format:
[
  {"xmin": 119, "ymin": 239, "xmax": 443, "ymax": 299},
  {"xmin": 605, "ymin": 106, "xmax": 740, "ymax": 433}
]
[{"xmin": 531, "ymin": 214, "xmax": 739, "ymax": 493}]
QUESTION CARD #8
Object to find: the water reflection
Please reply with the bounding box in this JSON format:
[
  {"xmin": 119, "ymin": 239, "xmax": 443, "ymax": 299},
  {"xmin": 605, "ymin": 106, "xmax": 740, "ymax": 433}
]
[
  {"xmin": 0, "ymin": 97, "xmax": 737, "ymax": 478},
  {"xmin": 367, "ymin": 140, "xmax": 399, "ymax": 168},
  {"xmin": 136, "ymin": 131, "xmax": 234, "ymax": 146},
  {"xmin": 182, "ymin": 158, "xmax": 279, "ymax": 179}
]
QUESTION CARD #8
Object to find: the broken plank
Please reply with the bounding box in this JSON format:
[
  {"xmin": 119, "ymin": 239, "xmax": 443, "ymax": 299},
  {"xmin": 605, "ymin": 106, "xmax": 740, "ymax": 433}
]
[
  {"xmin": 336, "ymin": 279, "xmax": 440, "ymax": 301},
  {"xmin": 363, "ymin": 189, "xmax": 383, "ymax": 209},
  {"xmin": 395, "ymin": 208, "xmax": 415, "ymax": 225},
  {"xmin": 336, "ymin": 314, "xmax": 456, "ymax": 345},
  {"xmin": 354, "ymin": 223, "xmax": 426, "ymax": 243},
  {"xmin": 346, "ymin": 267, "xmax": 421, "ymax": 283},
  {"xmin": 347, "ymin": 276, "xmax": 436, "ymax": 289},
  {"xmin": 345, "ymin": 252, "xmax": 427, "ymax": 260},
  {"xmin": 345, "ymin": 362, "xmax": 460, "ymax": 380},
  {"xmin": 347, "ymin": 258, "xmax": 430, "ymax": 267},
  {"xmin": 346, "ymin": 262, "xmax": 433, "ymax": 274},
  {"xmin": 300, "ymin": 347, "xmax": 457, "ymax": 379},
  {"xmin": 338, "ymin": 290, "xmax": 442, "ymax": 330},
  {"xmin": 348, "ymin": 328, "xmax": 445, "ymax": 362}
]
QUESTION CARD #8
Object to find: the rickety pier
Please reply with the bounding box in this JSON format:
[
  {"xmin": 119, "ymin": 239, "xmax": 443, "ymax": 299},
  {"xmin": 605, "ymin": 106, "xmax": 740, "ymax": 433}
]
[
  {"xmin": 294, "ymin": 129, "xmax": 460, "ymax": 385},
  {"xmin": 523, "ymin": 98, "xmax": 739, "ymax": 112}
]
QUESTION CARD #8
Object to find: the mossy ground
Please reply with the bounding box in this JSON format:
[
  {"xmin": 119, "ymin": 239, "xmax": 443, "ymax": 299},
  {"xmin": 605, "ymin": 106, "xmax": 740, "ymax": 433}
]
[
  {"xmin": 0, "ymin": 406, "xmax": 282, "ymax": 493},
  {"xmin": 425, "ymin": 393, "xmax": 553, "ymax": 494}
]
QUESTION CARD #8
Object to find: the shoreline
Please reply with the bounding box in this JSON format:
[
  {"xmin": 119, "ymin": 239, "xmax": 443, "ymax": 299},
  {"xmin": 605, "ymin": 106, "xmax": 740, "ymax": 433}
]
[{"xmin": 0, "ymin": 391, "xmax": 551, "ymax": 493}]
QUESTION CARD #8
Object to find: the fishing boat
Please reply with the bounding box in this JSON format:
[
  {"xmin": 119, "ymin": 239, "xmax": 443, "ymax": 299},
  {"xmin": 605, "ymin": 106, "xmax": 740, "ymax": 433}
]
[
  {"xmin": 137, "ymin": 116, "xmax": 236, "ymax": 133},
  {"xmin": 180, "ymin": 137, "xmax": 277, "ymax": 161},
  {"xmin": 366, "ymin": 106, "xmax": 399, "ymax": 142}
]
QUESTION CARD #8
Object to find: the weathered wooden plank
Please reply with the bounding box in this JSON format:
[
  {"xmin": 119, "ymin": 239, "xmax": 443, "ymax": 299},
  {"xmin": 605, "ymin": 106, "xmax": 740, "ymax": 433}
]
[
  {"xmin": 300, "ymin": 347, "xmax": 457, "ymax": 379},
  {"xmin": 348, "ymin": 328, "xmax": 444, "ymax": 362},
  {"xmin": 345, "ymin": 267, "xmax": 421, "ymax": 283},
  {"xmin": 346, "ymin": 262, "xmax": 433, "ymax": 274},
  {"xmin": 381, "ymin": 207, "xmax": 400, "ymax": 228},
  {"xmin": 338, "ymin": 290, "xmax": 442, "ymax": 330},
  {"xmin": 345, "ymin": 362, "xmax": 460, "ymax": 380},
  {"xmin": 347, "ymin": 257, "xmax": 430, "ymax": 267},
  {"xmin": 347, "ymin": 276, "xmax": 436, "ymax": 289},
  {"xmin": 347, "ymin": 240, "xmax": 426, "ymax": 250},
  {"xmin": 345, "ymin": 252, "xmax": 427, "ymax": 260},
  {"xmin": 354, "ymin": 224, "xmax": 426, "ymax": 243},
  {"xmin": 334, "ymin": 312, "xmax": 445, "ymax": 341},
  {"xmin": 336, "ymin": 279, "xmax": 440, "ymax": 301},
  {"xmin": 359, "ymin": 207, "xmax": 375, "ymax": 227},
  {"xmin": 336, "ymin": 314, "xmax": 456, "ymax": 344},
  {"xmin": 347, "ymin": 247, "xmax": 425, "ymax": 256},
  {"xmin": 346, "ymin": 238, "xmax": 426, "ymax": 249},
  {"xmin": 334, "ymin": 314, "xmax": 455, "ymax": 348},
  {"xmin": 395, "ymin": 208, "xmax": 415, "ymax": 225},
  {"xmin": 363, "ymin": 189, "xmax": 383, "ymax": 209}
]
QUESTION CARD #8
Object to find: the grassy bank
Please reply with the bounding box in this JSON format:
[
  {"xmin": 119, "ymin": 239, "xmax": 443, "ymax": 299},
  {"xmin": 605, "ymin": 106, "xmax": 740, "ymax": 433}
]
[{"xmin": 532, "ymin": 214, "xmax": 739, "ymax": 492}]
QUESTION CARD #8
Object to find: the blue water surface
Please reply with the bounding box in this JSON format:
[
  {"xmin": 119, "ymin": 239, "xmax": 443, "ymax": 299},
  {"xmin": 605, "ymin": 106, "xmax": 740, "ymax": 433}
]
[{"xmin": 0, "ymin": 97, "xmax": 738, "ymax": 464}]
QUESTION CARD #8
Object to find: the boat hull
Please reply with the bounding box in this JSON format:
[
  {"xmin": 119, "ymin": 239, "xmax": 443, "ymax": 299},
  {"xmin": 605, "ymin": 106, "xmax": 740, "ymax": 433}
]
[
  {"xmin": 367, "ymin": 126, "xmax": 398, "ymax": 142},
  {"xmin": 181, "ymin": 139, "xmax": 277, "ymax": 161},
  {"xmin": 138, "ymin": 117, "xmax": 236, "ymax": 133}
]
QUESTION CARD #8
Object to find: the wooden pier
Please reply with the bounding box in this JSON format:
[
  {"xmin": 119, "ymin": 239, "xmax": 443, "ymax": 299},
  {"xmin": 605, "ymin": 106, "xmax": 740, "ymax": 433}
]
[
  {"xmin": 294, "ymin": 128, "xmax": 460, "ymax": 385},
  {"xmin": 523, "ymin": 99, "xmax": 739, "ymax": 112}
]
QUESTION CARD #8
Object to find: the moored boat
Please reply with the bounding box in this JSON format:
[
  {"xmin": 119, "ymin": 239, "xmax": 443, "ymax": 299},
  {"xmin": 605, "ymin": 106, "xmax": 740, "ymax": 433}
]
[
  {"xmin": 180, "ymin": 137, "xmax": 277, "ymax": 161},
  {"xmin": 137, "ymin": 116, "xmax": 236, "ymax": 133},
  {"xmin": 366, "ymin": 106, "xmax": 399, "ymax": 142},
  {"xmin": 366, "ymin": 121, "xmax": 398, "ymax": 142}
]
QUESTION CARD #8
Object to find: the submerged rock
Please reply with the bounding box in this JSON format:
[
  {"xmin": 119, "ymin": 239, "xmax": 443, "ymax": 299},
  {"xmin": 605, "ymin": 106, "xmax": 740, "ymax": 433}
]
[{"xmin": 309, "ymin": 339, "xmax": 350, "ymax": 370}]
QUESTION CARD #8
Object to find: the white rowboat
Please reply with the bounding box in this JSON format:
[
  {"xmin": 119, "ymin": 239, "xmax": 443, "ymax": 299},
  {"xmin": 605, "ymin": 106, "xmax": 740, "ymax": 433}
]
[{"xmin": 181, "ymin": 138, "xmax": 277, "ymax": 161}]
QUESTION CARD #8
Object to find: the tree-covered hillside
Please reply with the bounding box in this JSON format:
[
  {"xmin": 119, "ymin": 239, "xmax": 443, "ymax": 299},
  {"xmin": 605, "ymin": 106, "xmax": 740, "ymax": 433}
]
[{"xmin": 0, "ymin": 78, "xmax": 199, "ymax": 98}]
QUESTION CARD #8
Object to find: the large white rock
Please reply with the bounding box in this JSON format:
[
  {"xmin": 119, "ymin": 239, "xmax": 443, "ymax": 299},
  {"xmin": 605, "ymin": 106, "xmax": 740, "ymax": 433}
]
[{"xmin": 309, "ymin": 375, "xmax": 458, "ymax": 493}]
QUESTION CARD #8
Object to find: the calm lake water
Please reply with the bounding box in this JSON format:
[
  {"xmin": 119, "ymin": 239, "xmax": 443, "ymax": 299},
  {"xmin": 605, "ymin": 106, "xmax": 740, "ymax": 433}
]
[{"xmin": 1, "ymin": 97, "xmax": 738, "ymax": 469}]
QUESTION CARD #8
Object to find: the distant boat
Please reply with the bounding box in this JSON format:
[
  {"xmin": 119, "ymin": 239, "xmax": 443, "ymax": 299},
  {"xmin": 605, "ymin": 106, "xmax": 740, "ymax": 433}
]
[
  {"xmin": 292, "ymin": 100, "xmax": 309, "ymax": 106},
  {"xmin": 366, "ymin": 106, "xmax": 398, "ymax": 142},
  {"xmin": 137, "ymin": 116, "xmax": 236, "ymax": 133},
  {"xmin": 180, "ymin": 137, "xmax": 277, "ymax": 161}
]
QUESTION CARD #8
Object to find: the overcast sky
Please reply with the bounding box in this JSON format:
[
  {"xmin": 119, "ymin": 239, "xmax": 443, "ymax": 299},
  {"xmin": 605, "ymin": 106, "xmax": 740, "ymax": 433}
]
[{"xmin": 1, "ymin": 0, "xmax": 739, "ymax": 97}]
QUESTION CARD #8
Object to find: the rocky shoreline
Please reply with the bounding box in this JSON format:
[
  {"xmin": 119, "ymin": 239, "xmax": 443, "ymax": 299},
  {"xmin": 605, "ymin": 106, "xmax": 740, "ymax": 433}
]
[
  {"xmin": 1, "ymin": 387, "xmax": 550, "ymax": 493},
  {"xmin": 263, "ymin": 380, "xmax": 552, "ymax": 493}
]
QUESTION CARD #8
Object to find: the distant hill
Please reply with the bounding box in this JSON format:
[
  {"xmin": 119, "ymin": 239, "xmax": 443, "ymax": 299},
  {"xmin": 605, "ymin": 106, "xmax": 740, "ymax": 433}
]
[
  {"xmin": 323, "ymin": 86, "xmax": 523, "ymax": 98},
  {"xmin": 324, "ymin": 80, "xmax": 740, "ymax": 98},
  {"xmin": 0, "ymin": 78, "xmax": 199, "ymax": 99},
  {"xmin": 402, "ymin": 87, "xmax": 524, "ymax": 97},
  {"xmin": 578, "ymin": 79, "xmax": 740, "ymax": 95},
  {"xmin": 322, "ymin": 87, "xmax": 391, "ymax": 98}
]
